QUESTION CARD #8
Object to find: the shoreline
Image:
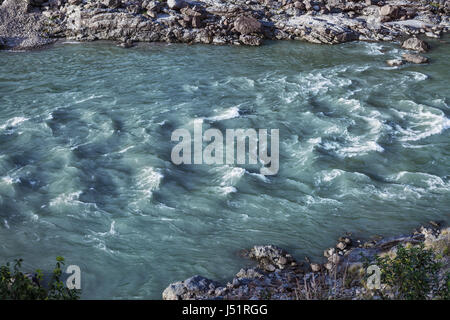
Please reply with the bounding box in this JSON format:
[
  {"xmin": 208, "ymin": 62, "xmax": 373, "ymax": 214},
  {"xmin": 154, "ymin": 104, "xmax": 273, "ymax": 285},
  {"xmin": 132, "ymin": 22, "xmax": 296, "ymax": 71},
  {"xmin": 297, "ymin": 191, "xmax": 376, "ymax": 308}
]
[
  {"xmin": 0, "ymin": 0, "xmax": 448, "ymax": 51},
  {"xmin": 163, "ymin": 221, "xmax": 450, "ymax": 300}
]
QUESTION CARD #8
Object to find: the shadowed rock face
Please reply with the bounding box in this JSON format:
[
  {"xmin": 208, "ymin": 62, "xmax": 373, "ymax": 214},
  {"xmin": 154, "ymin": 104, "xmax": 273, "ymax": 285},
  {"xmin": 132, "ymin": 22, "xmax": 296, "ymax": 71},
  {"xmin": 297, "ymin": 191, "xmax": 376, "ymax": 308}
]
[{"xmin": 0, "ymin": 0, "xmax": 448, "ymax": 50}]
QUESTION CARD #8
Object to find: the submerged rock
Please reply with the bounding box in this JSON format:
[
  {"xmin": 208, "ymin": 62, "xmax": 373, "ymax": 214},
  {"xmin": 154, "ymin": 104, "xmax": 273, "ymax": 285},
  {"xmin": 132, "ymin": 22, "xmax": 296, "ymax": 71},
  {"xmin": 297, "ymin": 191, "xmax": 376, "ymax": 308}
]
[{"xmin": 402, "ymin": 53, "xmax": 429, "ymax": 64}]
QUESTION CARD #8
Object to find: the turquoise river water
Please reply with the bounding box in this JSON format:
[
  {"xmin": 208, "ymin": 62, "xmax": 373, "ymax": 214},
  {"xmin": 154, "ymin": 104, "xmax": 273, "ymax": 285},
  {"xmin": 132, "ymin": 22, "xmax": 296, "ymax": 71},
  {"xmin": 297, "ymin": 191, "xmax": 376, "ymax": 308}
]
[{"xmin": 0, "ymin": 39, "xmax": 449, "ymax": 298}]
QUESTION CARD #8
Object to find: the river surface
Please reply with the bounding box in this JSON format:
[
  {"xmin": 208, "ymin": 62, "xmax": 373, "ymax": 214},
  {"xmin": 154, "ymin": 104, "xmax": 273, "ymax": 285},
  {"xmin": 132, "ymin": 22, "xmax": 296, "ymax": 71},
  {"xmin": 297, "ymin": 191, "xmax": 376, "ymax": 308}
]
[{"xmin": 0, "ymin": 39, "xmax": 449, "ymax": 299}]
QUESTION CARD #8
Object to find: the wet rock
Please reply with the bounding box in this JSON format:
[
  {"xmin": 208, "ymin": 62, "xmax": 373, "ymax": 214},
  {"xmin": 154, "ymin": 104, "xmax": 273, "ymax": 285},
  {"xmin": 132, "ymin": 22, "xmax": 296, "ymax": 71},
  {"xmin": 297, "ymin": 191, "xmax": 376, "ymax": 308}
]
[
  {"xmin": 117, "ymin": 38, "xmax": 134, "ymax": 48},
  {"xmin": 234, "ymin": 16, "xmax": 262, "ymax": 35},
  {"xmin": 401, "ymin": 37, "xmax": 430, "ymax": 53},
  {"xmin": 239, "ymin": 34, "xmax": 263, "ymax": 46}
]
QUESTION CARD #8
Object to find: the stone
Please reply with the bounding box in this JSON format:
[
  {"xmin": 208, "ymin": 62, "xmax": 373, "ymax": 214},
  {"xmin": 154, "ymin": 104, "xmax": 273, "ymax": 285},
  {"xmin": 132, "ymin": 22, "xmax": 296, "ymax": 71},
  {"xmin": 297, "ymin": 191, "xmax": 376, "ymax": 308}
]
[
  {"xmin": 191, "ymin": 16, "xmax": 204, "ymax": 28},
  {"xmin": 162, "ymin": 275, "xmax": 221, "ymax": 300},
  {"xmin": 310, "ymin": 263, "xmax": 321, "ymax": 272},
  {"xmin": 239, "ymin": 34, "xmax": 263, "ymax": 46},
  {"xmin": 167, "ymin": 0, "xmax": 186, "ymax": 10},
  {"xmin": 336, "ymin": 242, "xmax": 347, "ymax": 250},
  {"xmin": 324, "ymin": 247, "xmax": 335, "ymax": 258},
  {"xmin": 379, "ymin": 5, "xmax": 398, "ymax": 17},
  {"xmin": 402, "ymin": 53, "xmax": 429, "ymax": 64},
  {"xmin": 401, "ymin": 37, "xmax": 430, "ymax": 53},
  {"xmin": 234, "ymin": 16, "xmax": 262, "ymax": 35},
  {"xmin": 386, "ymin": 59, "xmax": 404, "ymax": 66}
]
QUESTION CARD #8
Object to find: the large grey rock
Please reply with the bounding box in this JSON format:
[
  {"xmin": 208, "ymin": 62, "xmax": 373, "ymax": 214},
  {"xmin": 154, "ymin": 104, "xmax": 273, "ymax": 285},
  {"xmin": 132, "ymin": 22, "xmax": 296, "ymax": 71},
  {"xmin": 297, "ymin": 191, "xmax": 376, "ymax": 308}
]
[
  {"xmin": 162, "ymin": 275, "xmax": 221, "ymax": 300},
  {"xmin": 401, "ymin": 37, "xmax": 430, "ymax": 53},
  {"xmin": 234, "ymin": 16, "xmax": 262, "ymax": 35},
  {"xmin": 167, "ymin": 0, "xmax": 186, "ymax": 10},
  {"xmin": 402, "ymin": 53, "xmax": 429, "ymax": 64}
]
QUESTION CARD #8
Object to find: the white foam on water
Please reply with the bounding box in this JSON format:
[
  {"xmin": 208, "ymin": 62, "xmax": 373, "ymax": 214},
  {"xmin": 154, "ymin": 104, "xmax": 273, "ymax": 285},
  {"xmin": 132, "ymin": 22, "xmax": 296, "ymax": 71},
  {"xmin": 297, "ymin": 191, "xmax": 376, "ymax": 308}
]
[
  {"xmin": 0, "ymin": 117, "xmax": 29, "ymax": 130},
  {"xmin": 393, "ymin": 103, "xmax": 450, "ymax": 142},
  {"xmin": 206, "ymin": 106, "xmax": 240, "ymax": 122},
  {"xmin": 221, "ymin": 166, "xmax": 245, "ymax": 186},
  {"xmin": 118, "ymin": 146, "xmax": 134, "ymax": 154},
  {"xmin": 136, "ymin": 167, "xmax": 163, "ymax": 198},
  {"xmin": 296, "ymin": 70, "xmax": 352, "ymax": 95},
  {"xmin": 217, "ymin": 186, "xmax": 237, "ymax": 195},
  {"xmin": 74, "ymin": 94, "xmax": 104, "ymax": 104},
  {"xmin": 182, "ymin": 84, "xmax": 199, "ymax": 93},
  {"xmin": 1, "ymin": 175, "xmax": 19, "ymax": 185},
  {"xmin": 407, "ymin": 71, "xmax": 428, "ymax": 81},
  {"xmin": 320, "ymin": 169, "xmax": 344, "ymax": 183},
  {"xmin": 94, "ymin": 221, "xmax": 117, "ymax": 237},
  {"xmin": 390, "ymin": 172, "xmax": 448, "ymax": 190},
  {"xmin": 363, "ymin": 42, "xmax": 384, "ymax": 56},
  {"xmin": 49, "ymin": 191, "xmax": 82, "ymax": 207},
  {"xmin": 85, "ymin": 234, "xmax": 115, "ymax": 254}
]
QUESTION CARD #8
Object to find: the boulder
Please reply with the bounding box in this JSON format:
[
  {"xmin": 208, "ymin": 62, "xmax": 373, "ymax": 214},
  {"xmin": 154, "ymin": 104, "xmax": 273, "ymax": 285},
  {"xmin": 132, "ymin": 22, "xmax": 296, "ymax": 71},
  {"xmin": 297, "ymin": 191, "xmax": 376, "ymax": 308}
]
[
  {"xmin": 402, "ymin": 53, "xmax": 429, "ymax": 64},
  {"xmin": 167, "ymin": 0, "xmax": 186, "ymax": 10},
  {"xmin": 401, "ymin": 37, "xmax": 430, "ymax": 53},
  {"xmin": 234, "ymin": 16, "xmax": 262, "ymax": 35},
  {"xmin": 379, "ymin": 5, "xmax": 398, "ymax": 21},
  {"xmin": 162, "ymin": 275, "xmax": 221, "ymax": 300}
]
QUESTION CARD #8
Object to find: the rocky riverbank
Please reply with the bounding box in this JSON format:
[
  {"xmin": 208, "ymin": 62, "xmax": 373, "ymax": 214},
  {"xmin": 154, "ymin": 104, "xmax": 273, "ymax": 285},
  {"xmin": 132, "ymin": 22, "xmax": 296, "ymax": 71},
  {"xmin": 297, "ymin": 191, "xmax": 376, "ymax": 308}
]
[
  {"xmin": 0, "ymin": 0, "xmax": 448, "ymax": 50},
  {"xmin": 162, "ymin": 222, "xmax": 450, "ymax": 300}
]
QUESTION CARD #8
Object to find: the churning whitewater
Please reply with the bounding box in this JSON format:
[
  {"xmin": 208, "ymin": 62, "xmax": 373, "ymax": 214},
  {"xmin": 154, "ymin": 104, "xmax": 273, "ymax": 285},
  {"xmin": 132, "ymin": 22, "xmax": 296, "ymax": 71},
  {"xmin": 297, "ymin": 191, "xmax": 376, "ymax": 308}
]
[{"xmin": 0, "ymin": 39, "xmax": 449, "ymax": 298}]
